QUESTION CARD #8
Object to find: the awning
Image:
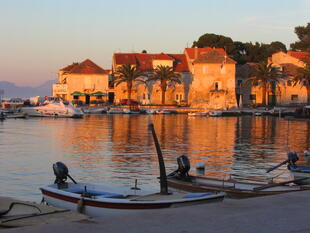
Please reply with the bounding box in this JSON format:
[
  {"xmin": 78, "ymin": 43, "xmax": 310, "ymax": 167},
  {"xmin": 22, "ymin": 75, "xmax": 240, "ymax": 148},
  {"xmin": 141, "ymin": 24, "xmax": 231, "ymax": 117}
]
[
  {"xmin": 71, "ymin": 91, "xmax": 85, "ymax": 96},
  {"xmin": 90, "ymin": 91, "xmax": 107, "ymax": 96}
]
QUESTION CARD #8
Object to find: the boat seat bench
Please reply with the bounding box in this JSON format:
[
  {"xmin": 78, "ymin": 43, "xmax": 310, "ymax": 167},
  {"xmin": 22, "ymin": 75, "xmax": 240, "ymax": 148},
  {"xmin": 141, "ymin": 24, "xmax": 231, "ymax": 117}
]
[
  {"xmin": 183, "ymin": 192, "xmax": 214, "ymax": 198},
  {"xmin": 64, "ymin": 188, "xmax": 125, "ymax": 198}
]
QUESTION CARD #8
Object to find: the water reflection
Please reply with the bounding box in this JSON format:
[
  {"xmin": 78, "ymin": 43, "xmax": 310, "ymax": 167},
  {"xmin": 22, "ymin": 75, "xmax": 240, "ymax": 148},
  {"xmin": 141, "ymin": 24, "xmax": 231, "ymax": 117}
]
[{"xmin": 0, "ymin": 115, "xmax": 309, "ymax": 201}]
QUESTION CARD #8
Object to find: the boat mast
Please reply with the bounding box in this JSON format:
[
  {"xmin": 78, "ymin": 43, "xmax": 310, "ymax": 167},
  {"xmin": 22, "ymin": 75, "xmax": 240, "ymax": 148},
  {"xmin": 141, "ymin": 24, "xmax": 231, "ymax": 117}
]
[{"xmin": 149, "ymin": 123, "xmax": 169, "ymax": 195}]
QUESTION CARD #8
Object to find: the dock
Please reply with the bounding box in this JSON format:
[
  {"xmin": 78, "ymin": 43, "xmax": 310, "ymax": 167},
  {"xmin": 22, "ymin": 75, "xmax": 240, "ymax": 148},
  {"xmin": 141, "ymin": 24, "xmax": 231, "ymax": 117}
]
[{"xmin": 4, "ymin": 190, "xmax": 310, "ymax": 233}]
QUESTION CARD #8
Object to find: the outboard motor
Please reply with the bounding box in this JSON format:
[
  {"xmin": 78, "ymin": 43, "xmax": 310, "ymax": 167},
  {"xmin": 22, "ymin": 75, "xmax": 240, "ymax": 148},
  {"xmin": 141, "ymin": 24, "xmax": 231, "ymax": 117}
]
[
  {"xmin": 288, "ymin": 152, "xmax": 299, "ymax": 168},
  {"xmin": 177, "ymin": 155, "xmax": 191, "ymax": 177},
  {"xmin": 53, "ymin": 162, "xmax": 69, "ymax": 184},
  {"xmin": 168, "ymin": 155, "xmax": 191, "ymax": 179}
]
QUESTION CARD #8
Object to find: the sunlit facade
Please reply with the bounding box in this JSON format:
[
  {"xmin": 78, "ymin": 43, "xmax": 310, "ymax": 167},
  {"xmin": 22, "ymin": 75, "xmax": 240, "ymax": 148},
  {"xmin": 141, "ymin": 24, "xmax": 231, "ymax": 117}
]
[
  {"xmin": 112, "ymin": 53, "xmax": 191, "ymax": 105},
  {"xmin": 237, "ymin": 51, "xmax": 310, "ymax": 106},
  {"xmin": 53, "ymin": 59, "xmax": 111, "ymax": 104}
]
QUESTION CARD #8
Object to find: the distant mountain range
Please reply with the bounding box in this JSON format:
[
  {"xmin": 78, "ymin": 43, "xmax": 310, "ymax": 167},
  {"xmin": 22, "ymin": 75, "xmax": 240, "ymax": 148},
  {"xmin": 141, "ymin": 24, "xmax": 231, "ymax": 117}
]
[{"xmin": 0, "ymin": 79, "xmax": 57, "ymax": 98}]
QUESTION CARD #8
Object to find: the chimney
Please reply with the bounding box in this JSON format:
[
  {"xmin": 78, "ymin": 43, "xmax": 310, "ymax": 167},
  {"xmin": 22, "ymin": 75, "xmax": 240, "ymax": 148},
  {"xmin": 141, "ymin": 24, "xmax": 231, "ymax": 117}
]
[{"xmin": 194, "ymin": 46, "xmax": 198, "ymax": 60}]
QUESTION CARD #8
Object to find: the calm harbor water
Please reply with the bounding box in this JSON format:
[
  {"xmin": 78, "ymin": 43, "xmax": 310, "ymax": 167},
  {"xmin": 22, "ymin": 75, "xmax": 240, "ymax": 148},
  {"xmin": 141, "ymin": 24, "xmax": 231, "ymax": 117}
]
[{"xmin": 1, "ymin": 114, "xmax": 309, "ymax": 202}]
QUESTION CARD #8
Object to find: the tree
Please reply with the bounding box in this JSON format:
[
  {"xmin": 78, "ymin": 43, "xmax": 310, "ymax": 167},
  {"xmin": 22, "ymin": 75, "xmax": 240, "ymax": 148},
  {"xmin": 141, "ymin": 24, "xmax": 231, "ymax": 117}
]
[
  {"xmin": 245, "ymin": 62, "xmax": 284, "ymax": 106},
  {"xmin": 192, "ymin": 33, "xmax": 235, "ymax": 55},
  {"xmin": 114, "ymin": 64, "xmax": 145, "ymax": 101},
  {"xmin": 290, "ymin": 23, "xmax": 310, "ymax": 52},
  {"xmin": 192, "ymin": 33, "xmax": 287, "ymax": 64},
  {"xmin": 293, "ymin": 65, "xmax": 310, "ymax": 104},
  {"xmin": 148, "ymin": 65, "xmax": 181, "ymax": 105}
]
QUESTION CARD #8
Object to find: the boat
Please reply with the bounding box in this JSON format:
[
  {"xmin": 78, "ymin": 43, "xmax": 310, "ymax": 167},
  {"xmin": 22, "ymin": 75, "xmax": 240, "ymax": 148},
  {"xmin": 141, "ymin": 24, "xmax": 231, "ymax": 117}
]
[
  {"xmin": 156, "ymin": 110, "xmax": 175, "ymax": 114},
  {"xmin": 167, "ymin": 155, "xmax": 310, "ymax": 198},
  {"xmin": 0, "ymin": 109, "xmax": 5, "ymax": 120},
  {"xmin": 41, "ymin": 124, "xmax": 224, "ymax": 217},
  {"xmin": 0, "ymin": 196, "xmax": 87, "ymax": 228},
  {"xmin": 188, "ymin": 111, "xmax": 208, "ymax": 116},
  {"xmin": 5, "ymin": 112, "xmax": 28, "ymax": 119},
  {"xmin": 254, "ymin": 112, "xmax": 263, "ymax": 116},
  {"xmin": 41, "ymin": 163, "xmax": 224, "ymax": 217},
  {"xmin": 21, "ymin": 101, "xmax": 83, "ymax": 118},
  {"xmin": 145, "ymin": 109, "xmax": 156, "ymax": 114},
  {"xmin": 82, "ymin": 107, "xmax": 107, "ymax": 114},
  {"xmin": 267, "ymin": 152, "xmax": 310, "ymax": 185},
  {"xmin": 107, "ymin": 107, "xmax": 124, "ymax": 114},
  {"xmin": 209, "ymin": 111, "xmax": 222, "ymax": 117}
]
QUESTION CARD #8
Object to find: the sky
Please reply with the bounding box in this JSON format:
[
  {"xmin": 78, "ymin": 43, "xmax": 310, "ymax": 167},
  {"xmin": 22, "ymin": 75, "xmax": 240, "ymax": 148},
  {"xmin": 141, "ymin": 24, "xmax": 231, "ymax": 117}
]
[{"xmin": 0, "ymin": 0, "xmax": 309, "ymax": 87}]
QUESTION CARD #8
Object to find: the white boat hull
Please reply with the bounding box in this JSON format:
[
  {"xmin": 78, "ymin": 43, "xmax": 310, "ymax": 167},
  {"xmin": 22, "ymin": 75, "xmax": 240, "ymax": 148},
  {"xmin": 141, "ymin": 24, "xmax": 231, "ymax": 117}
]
[
  {"xmin": 21, "ymin": 102, "xmax": 83, "ymax": 118},
  {"xmin": 41, "ymin": 183, "xmax": 224, "ymax": 217}
]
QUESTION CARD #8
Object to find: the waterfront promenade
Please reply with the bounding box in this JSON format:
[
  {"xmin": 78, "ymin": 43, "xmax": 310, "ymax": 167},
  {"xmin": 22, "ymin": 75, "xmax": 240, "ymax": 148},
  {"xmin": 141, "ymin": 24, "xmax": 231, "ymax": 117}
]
[{"xmin": 4, "ymin": 190, "xmax": 310, "ymax": 233}]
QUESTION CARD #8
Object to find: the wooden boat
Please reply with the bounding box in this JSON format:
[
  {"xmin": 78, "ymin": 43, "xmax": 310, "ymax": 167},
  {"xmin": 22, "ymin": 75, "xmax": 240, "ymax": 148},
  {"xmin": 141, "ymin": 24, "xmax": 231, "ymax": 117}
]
[
  {"xmin": 167, "ymin": 175, "xmax": 310, "ymax": 199},
  {"xmin": 0, "ymin": 196, "xmax": 87, "ymax": 228},
  {"xmin": 209, "ymin": 111, "xmax": 222, "ymax": 117},
  {"xmin": 267, "ymin": 152, "xmax": 310, "ymax": 185},
  {"xmin": 167, "ymin": 155, "xmax": 310, "ymax": 198},
  {"xmin": 41, "ymin": 125, "xmax": 224, "ymax": 217},
  {"xmin": 41, "ymin": 163, "xmax": 224, "ymax": 217}
]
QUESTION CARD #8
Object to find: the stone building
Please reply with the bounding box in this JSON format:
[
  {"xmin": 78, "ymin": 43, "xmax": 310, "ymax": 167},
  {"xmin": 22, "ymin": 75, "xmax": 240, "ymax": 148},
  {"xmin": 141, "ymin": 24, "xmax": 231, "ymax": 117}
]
[
  {"xmin": 53, "ymin": 59, "xmax": 111, "ymax": 104},
  {"xmin": 236, "ymin": 51, "xmax": 310, "ymax": 107},
  {"xmin": 185, "ymin": 48, "xmax": 238, "ymax": 109},
  {"xmin": 112, "ymin": 53, "xmax": 191, "ymax": 105},
  {"xmin": 269, "ymin": 51, "xmax": 309, "ymax": 105}
]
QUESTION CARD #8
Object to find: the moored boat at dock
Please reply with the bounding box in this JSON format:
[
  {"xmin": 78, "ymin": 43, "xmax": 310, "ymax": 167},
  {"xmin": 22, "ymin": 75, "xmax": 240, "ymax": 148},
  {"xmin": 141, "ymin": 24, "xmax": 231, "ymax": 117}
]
[
  {"xmin": 21, "ymin": 101, "xmax": 83, "ymax": 118},
  {"xmin": 167, "ymin": 155, "xmax": 310, "ymax": 198}
]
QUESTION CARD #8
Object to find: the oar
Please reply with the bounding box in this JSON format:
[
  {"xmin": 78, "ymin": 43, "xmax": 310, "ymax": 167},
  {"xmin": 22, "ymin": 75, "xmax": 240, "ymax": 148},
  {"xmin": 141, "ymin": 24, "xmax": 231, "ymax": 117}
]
[
  {"xmin": 266, "ymin": 159, "xmax": 289, "ymax": 173},
  {"xmin": 149, "ymin": 123, "xmax": 169, "ymax": 195}
]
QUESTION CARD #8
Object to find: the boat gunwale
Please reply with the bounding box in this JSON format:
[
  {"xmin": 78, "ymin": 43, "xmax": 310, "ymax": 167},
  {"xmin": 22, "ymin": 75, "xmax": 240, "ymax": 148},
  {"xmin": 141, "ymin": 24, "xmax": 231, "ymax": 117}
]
[{"xmin": 40, "ymin": 184, "xmax": 225, "ymax": 207}]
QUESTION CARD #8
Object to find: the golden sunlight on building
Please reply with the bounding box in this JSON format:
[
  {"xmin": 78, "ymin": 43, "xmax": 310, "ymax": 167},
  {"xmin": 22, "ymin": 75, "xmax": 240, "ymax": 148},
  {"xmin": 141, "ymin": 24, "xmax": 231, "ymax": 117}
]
[
  {"xmin": 112, "ymin": 53, "xmax": 191, "ymax": 105},
  {"xmin": 237, "ymin": 51, "xmax": 310, "ymax": 107},
  {"xmin": 185, "ymin": 48, "xmax": 237, "ymax": 109},
  {"xmin": 270, "ymin": 51, "xmax": 309, "ymax": 105},
  {"xmin": 53, "ymin": 59, "xmax": 112, "ymax": 105}
]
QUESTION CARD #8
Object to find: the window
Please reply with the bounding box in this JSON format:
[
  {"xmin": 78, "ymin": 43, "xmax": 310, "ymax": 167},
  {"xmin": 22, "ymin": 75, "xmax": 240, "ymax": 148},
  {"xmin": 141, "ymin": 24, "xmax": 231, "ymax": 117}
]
[
  {"xmin": 73, "ymin": 96, "xmax": 79, "ymax": 100},
  {"xmin": 96, "ymin": 96, "xmax": 102, "ymax": 100},
  {"xmin": 249, "ymin": 94, "xmax": 256, "ymax": 100},
  {"xmin": 180, "ymin": 94, "xmax": 182, "ymax": 100},
  {"xmin": 148, "ymin": 94, "xmax": 150, "ymax": 100},
  {"xmin": 176, "ymin": 94, "xmax": 179, "ymax": 100},
  {"xmin": 214, "ymin": 82, "xmax": 219, "ymax": 90},
  {"xmin": 143, "ymin": 93, "xmax": 146, "ymax": 100},
  {"xmin": 291, "ymin": 95, "xmax": 298, "ymax": 101},
  {"xmin": 287, "ymin": 80, "xmax": 292, "ymax": 86}
]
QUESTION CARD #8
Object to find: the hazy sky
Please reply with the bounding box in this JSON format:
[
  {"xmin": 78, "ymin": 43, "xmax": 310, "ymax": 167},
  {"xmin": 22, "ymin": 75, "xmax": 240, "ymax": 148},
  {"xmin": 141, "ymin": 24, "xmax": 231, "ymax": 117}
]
[{"xmin": 0, "ymin": 0, "xmax": 309, "ymax": 87}]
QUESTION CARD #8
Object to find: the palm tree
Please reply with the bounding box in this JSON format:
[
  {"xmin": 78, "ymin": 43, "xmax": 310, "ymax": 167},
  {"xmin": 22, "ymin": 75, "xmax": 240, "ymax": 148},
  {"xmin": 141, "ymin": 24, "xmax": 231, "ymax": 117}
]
[
  {"xmin": 245, "ymin": 62, "xmax": 283, "ymax": 106},
  {"xmin": 114, "ymin": 64, "xmax": 145, "ymax": 101},
  {"xmin": 148, "ymin": 65, "xmax": 181, "ymax": 105},
  {"xmin": 293, "ymin": 65, "xmax": 310, "ymax": 104}
]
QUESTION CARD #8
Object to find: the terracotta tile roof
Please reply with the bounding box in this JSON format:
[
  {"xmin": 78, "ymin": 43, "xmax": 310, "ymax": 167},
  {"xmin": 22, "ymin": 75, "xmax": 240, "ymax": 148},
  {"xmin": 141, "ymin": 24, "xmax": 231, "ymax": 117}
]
[
  {"xmin": 281, "ymin": 63, "xmax": 300, "ymax": 76},
  {"xmin": 113, "ymin": 53, "xmax": 189, "ymax": 72},
  {"xmin": 168, "ymin": 54, "xmax": 189, "ymax": 72},
  {"xmin": 185, "ymin": 47, "xmax": 226, "ymax": 60},
  {"xmin": 60, "ymin": 63, "xmax": 79, "ymax": 71},
  {"xmin": 193, "ymin": 50, "xmax": 236, "ymax": 64},
  {"xmin": 114, "ymin": 53, "xmax": 137, "ymax": 65},
  {"xmin": 61, "ymin": 59, "xmax": 109, "ymax": 74},
  {"xmin": 287, "ymin": 51, "xmax": 310, "ymax": 63}
]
